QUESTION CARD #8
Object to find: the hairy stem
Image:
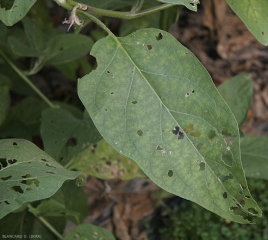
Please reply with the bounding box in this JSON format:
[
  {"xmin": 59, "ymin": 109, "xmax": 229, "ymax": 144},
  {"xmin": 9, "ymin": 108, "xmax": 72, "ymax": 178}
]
[{"xmin": 0, "ymin": 50, "xmax": 57, "ymax": 109}]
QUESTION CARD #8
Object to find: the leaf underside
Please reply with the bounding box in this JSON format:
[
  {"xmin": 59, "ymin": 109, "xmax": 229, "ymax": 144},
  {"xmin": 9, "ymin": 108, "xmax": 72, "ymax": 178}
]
[
  {"xmin": 0, "ymin": 139, "xmax": 83, "ymax": 219},
  {"xmin": 157, "ymin": 0, "xmax": 199, "ymax": 12},
  {"xmin": 78, "ymin": 28, "xmax": 261, "ymax": 223}
]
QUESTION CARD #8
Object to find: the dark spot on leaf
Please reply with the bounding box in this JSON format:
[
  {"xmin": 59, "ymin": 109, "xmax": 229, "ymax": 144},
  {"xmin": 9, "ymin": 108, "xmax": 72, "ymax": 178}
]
[
  {"xmin": 107, "ymin": 71, "xmax": 110, "ymax": 74},
  {"xmin": 0, "ymin": 158, "xmax": 8, "ymax": 169},
  {"xmin": 192, "ymin": 90, "xmax": 195, "ymax": 93},
  {"xmin": 235, "ymin": 196, "xmax": 245, "ymax": 206},
  {"xmin": 66, "ymin": 137, "xmax": 77, "ymax": 147},
  {"xmin": 185, "ymin": 52, "xmax": 188, "ymax": 55},
  {"xmin": 190, "ymin": 131, "xmax": 201, "ymax": 137},
  {"xmin": 168, "ymin": 170, "xmax": 173, "ymax": 177},
  {"xmin": 13, "ymin": 142, "xmax": 17, "ymax": 146},
  {"xmin": 184, "ymin": 124, "xmax": 194, "ymax": 133},
  {"xmin": 47, "ymin": 171, "xmax": 55, "ymax": 174},
  {"xmin": 248, "ymin": 208, "xmax": 258, "ymax": 215},
  {"xmin": 2, "ymin": 176, "xmax": 12, "ymax": 181},
  {"xmin": 221, "ymin": 151, "xmax": 233, "ymax": 166},
  {"xmin": 199, "ymin": 162, "xmax": 205, "ymax": 170},
  {"xmin": 147, "ymin": 45, "xmax": 152, "ymax": 50},
  {"xmin": 156, "ymin": 145, "xmax": 163, "ymax": 150},
  {"xmin": 4, "ymin": 201, "xmax": 10, "ymax": 205},
  {"xmin": 104, "ymin": 109, "xmax": 107, "ymax": 111},
  {"xmin": 219, "ymin": 173, "xmax": 233, "ymax": 182},
  {"xmin": 12, "ymin": 186, "xmax": 24, "ymax": 194},
  {"xmin": 223, "ymin": 192, "xmax": 227, "ymax": 199},
  {"xmin": 156, "ymin": 33, "xmax": 163, "ymax": 40},
  {"xmin": 110, "ymin": 92, "xmax": 114, "ymax": 94},
  {"xmin": 41, "ymin": 159, "xmax": 48, "ymax": 162},
  {"xmin": 131, "ymin": 100, "xmax": 137, "ymax": 104},
  {"xmin": 178, "ymin": 132, "xmax": 184, "ymax": 139},
  {"xmin": 8, "ymin": 159, "xmax": 17, "ymax": 164},
  {"xmin": 197, "ymin": 142, "xmax": 204, "ymax": 150},
  {"xmin": 262, "ymin": 31, "xmax": 264, "ymax": 35},
  {"xmin": 207, "ymin": 129, "xmax": 217, "ymax": 141},
  {"xmin": 137, "ymin": 130, "xmax": 143, "ymax": 136}
]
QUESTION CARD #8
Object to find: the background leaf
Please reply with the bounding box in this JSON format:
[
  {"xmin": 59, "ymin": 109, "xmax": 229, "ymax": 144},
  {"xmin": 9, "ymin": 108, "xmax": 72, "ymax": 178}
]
[
  {"xmin": 225, "ymin": 0, "xmax": 268, "ymax": 46},
  {"xmin": 218, "ymin": 74, "xmax": 253, "ymax": 127},
  {"xmin": 241, "ymin": 135, "xmax": 268, "ymax": 180},
  {"xmin": 44, "ymin": 34, "xmax": 94, "ymax": 65},
  {"xmin": 157, "ymin": 0, "xmax": 199, "ymax": 12},
  {"xmin": 0, "ymin": 74, "xmax": 11, "ymax": 126},
  {"xmin": 64, "ymin": 223, "xmax": 116, "ymax": 240},
  {"xmin": 69, "ymin": 139, "xmax": 145, "ymax": 180},
  {"xmin": 41, "ymin": 108, "xmax": 102, "ymax": 165},
  {"xmin": 0, "ymin": 139, "xmax": 83, "ymax": 219},
  {"xmin": 78, "ymin": 28, "xmax": 261, "ymax": 223},
  {"xmin": 29, "ymin": 181, "xmax": 88, "ymax": 224},
  {"xmin": 0, "ymin": 0, "xmax": 37, "ymax": 26}
]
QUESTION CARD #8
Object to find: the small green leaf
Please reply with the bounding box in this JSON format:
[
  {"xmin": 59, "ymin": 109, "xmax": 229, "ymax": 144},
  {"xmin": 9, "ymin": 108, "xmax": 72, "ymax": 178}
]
[
  {"xmin": 8, "ymin": 36, "xmax": 45, "ymax": 57},
  {"xmin": 157, "ymin": 0, "xmax": 199, "ymax": 12},
  {"xmin": 0, "ymin": 139, "xmax": 84, "ymax": 219},
  {"xmin": 225, "ymin": 0, "xmax": 268, "ymax": 45},
  {"xmin": 78, "ymin": 28, "xmax": 261, "ymax": 223},
  {"xmin": 29, "ymin": 181, "xmax": 88, "ymax": 224},
  {"xmin": 218, "ymin": 74, "xmax": 253, "ymax": 127},
  {"xmin": 64, "ymin": 223, "xmax": 116, "ymax": 240},
  {"xmin": 44, "ymin": 34, "xmax": 94, "ymax": 65},
  {"xmin": 0, "ymin": 0, "xmax": 37, "ymax": 26},
  {"xmin": 69, "ymin": 139, "xmax": 144, "ymax": 180},
  {"xmin": 241, "ymin": 135, "xmax": 268, "ymax": 180},
  {"xmin": 41, "ymin": 108, "xmax": 102, "ymax": 165}
]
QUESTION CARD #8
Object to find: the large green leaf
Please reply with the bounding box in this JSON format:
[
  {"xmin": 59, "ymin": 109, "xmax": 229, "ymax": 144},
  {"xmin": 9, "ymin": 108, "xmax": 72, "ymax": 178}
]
[
  {"xmin": 0, "ymin": 139, "xmax": 84, "ymax": 219},
  {"xmin": 225, "ymin": 0, "xmax": 268, "ymax": 46},
  {"xmin": 157, "ymin": 0, "xmax": 199, "ymax": 11},
  {"xmin": 78, "ymin": 28, "xmax": 261, "ymax": 223},
  {"xmin": 41, "ymin": 108, "xmax": 102, "ymax": 165},
  {"xmin": 69, "ymin": 139, "xmax": 144, "ymax": 180},
  {"xmin": 218, "ymin": 74, "xmax": 253, "ymax": 127},
  {"xmin": 0, "ymin": 0, "xmax": 37, "ymax": 26},
  {"xmin": 64, "ymin": 223, "xmax": 116, "ymax": 240},
  {"xmin": 241, "ymin": 135, "xmax": 268, "ymax": 180}
]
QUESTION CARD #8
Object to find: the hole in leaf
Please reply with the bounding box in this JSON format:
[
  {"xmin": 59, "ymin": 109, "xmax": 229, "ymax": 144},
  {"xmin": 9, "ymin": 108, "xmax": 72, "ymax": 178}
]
[
  {"xmin": 41, "ymin": 159, "xmax": 48, "ymax": 162},
  {"xmin": 147, "ymin": 45, "xmax": 152, "ymax": 50},
  {"xmin": 178, "ymin": 132, "xmax": 184, "ymax": 140},
  {"xmin": 207, "ymin": 129, "xmax": 217, "ymax": 141},
  {"xmin": 219, "ymin": 173, "xmax": 233, "ymax": 182},
  {"xmin": 137, "ymin": 130, "xmax": 143, "ymax": 136},
  {"xmin": 197, "ymin": 142, "xmax": 204, "ymax": 150},
  {"xmin": 12, "ymin": 186, "xmax": 24, "ymax": 194},
  {"xmin": 192, "ymin": 90, "xmax": 195, "ymax": 93},
  {"xmin": 172, "ymin": 126, "xmax": 180, "ymax": 135},
  {"xmin": 104, "ymin": 109, "xmax": 107, "ymax": 111},
  {"xmin": 221, "ymin": 151, "xmax": 233, "ymax": 167},
  {"xmin": 199, "ymin": 162, "xmax": 205, "ymax": 170},
  {"xmin": 185, "ymin": 92, "xmax": 190, "ymax": 97},
  {"xmin": 66, "ymin": 137, "xmax": 77, "ymax": 147},
  {"xmin": 235, "ymin": 197, "xmax": 245, "ymax": 207},
  {"xmin": 0, "ymin": 158, "xmax": 8, "ymax": 169},
  {"xmin": 156, "ymin": 33, "xmax": 163, "ymax": 40},
  {"xmin": 206, "ymin": 182, "xmax": 211, "ymax": 188},
  {"xmin": 190, "ymin": 131, "xmax": 201, "ymax": 137},
  {"xmin": 184, "ymin": 124, "xmax": 194, "ymax": 133},
  {"xmin": 223, "ymin": 192, "xmax": 228, "ymax": 199},
  {"xmin": 168, "ymin": 170, "xmax": 173, "ymax": 177},
  {"xmin": 248, "ymin": 208, "xmax": 258, "ymax": 215},
  {"xmin": 13, "ymin": 142, "xmax": 17, "ymax": 146},
  {"xmin": 222, "ymin": 127, "xmax": 235, "ymax": 137},
  {"xmin": 4, "ymin": 201, "xmax": 10, "ymax": 205},
  {"xmin": 2, "ymin": 176, "xmax": 12, "ymax": 181},
  {"xmin": 156, "ymin": 145, "xmax": 163, "ymax": 150},
  {"xmin": 107, "ymin": 71, "xmax": 110, "ymax": 74},
  {"xmin": 131, "ymin": 100, "xmax": 137, "ymax": 104},
  {"xmin": 8, "ymin": 159, "xmax": 17, "ymax": 164},
  {"xmin": 47, "ymin": 171, "xmax": 55, "ymax": 174},
  {"xmin": 110, "ymin": 92, "xmax": 114, "ymax": 94}
]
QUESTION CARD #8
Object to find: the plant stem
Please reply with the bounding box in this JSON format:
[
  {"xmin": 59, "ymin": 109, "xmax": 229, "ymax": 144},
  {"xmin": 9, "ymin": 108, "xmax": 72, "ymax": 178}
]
[
  {"xmin": 0, "ymin": 50, "xmax": 57, "ymax": 109},
  {"xmin": 55, "ymin": 0, "xmax": 175, "ymax": 19},
  {"xmin": 28, "ymin": 204, "xmax": 63, "ymax": 240}
]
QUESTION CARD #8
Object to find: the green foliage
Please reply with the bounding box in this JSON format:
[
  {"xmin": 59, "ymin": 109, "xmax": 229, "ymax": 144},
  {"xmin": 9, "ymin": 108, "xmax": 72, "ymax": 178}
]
[
  {"xmin": 0, "ymin": 0, "xmax": 268, "ymax": 238},
  {"xmin": 78, "ymin": 28, "xmax": 260, "ymax": 222},
  {"xmin": 153, "ymin": 178, "xmax": 268, "ymax": 240},
  {"xmin": 0, "ymin": 138, "xmax": 84, "ymax": 219},
  {"xmin": 225, "ymin": 0, "xmax": 268, "ymax": 45}
]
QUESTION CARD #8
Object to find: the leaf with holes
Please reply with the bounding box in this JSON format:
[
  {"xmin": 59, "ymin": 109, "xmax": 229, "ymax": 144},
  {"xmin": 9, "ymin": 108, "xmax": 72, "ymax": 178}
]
[
  {"xmin": 157, "ymin": 0, "xmax": 199, "ymax": 12},
  {"xmin": 78, "ymin": 28, "xmax": 262, "ymax": 223},
  {"xmin": 0, "ymin": 0, "xmax": 37, "ymax": 26},
  {"xmin": 41, "ymin": 108, "xmax": 102, "ymax": 165},
  {"xmin": 218, "ymin": 74, "xmax": 253, "ymax": 127},
  {"xmin": 225, "ymin": 0, "xmax": 268, "ymax": 46},
  {"xmin": 0, "ymin": 139, "xmax": 84, "ymax": 219},
  {"xmin": 241, "ymin": 135, "xmax": 268, "ymax": 180},
  {"xmin": 64, "ymin": 223, "xmax": 116, "ymax": 240}
]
